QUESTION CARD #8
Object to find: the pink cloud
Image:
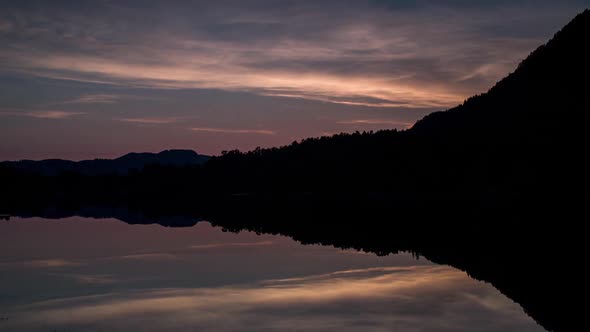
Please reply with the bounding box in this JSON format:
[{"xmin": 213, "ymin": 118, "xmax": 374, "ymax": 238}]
[{"xmin": 189, "ymin": 127, "xmax": 276, "ymax": 135}]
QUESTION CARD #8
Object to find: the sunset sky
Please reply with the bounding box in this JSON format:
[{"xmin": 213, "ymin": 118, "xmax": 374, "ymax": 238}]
[{"xmin": 1, "ymin": 1, "xmax": 589, "ymax": 160}]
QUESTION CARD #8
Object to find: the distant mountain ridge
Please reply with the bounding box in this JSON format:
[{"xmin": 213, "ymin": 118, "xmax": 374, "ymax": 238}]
[{"xmin": 1, "ymin": 149, "xmax": 210, "ymax": 176}]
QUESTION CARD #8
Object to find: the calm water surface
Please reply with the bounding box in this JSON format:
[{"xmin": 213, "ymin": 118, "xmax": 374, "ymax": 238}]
[{"xmin": 0, "ymin": 217, "xmax": 544, "ymax": 331}]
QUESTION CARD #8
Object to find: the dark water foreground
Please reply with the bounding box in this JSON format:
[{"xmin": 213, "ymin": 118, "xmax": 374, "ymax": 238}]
[
  {"xmin": 0, "ymin": 216, "xmax": 542, "ymax": 332},
  {"xmin": 1, "ymin": 194, "xmax": 582, "ymax": 332}
]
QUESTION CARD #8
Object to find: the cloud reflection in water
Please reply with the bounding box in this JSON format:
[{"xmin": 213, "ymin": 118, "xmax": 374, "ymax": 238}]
[
  {"xmin": 4, "ymin": 265, "xmax": 543, "ymax": 332},
  {"xmin": 0, "ymin": 218, "xmax": 545, "ymax": 331}
]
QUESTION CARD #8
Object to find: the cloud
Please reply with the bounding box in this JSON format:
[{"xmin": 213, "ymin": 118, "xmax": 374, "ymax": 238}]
[
  {"xmin": 25, "ymin": 259, "xmax": 79, "ymax": 268},
  {"xmin": 9, "ymin": 53, "xmax": 463, "ymax": 108},
  {"xmin": 188, "ymin": 241, "xmax": 274, "ymax": 250},
  {"xmin": 259, "ymin": 90, "xmax": 454, "ymax": 108},
  {"xmin": 117, "ymin": 117, "xmax": 181, "ymax": 125},
  {"xmin": 0, "ymin": 258, "xmax": 81, "ymax": 269},
  {"xmin": 1, "ymin": 1, "xmax": 581, "ymax": 109},
  {"xmin": 189, "ymin": 127, "xmax": 276, "ymax": 135},
  {"xmin": 45, "ymin": 273, "xmax": 118, "ymax": 284},
  {"xmin": 61, "ymin": 94, "xmax": 120, "ymax": 104},
  {"xmin": 0, "ymin": 19, "xmax": 13, "ymax": 32},
  {"xmin": 337, "ymin": 119, "xmax": 413, "ymax": 127},
  {"xmin": 117, "ymin": 253, "xmax": 178, "ymax": 261},
  {"xmin": 59, "ymin": 93, "xmax": 165, "ymax": 105},
  {"xmin": 25, "ymin": 111, "xmax": 86, "ymax": 119},
  {"xmin": 0, "ymin": 110, "xmax": 85, "ymax": 119}
]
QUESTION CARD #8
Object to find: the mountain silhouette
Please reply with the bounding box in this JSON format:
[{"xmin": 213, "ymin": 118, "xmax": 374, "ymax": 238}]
[
  {"xmin": 0, "ymin": 149, "xmax": 209, "ymax": 176},
  {"xmin": 412, "ymin": 9, "xmax": 589, "ymax": 135},
  {"xmin": 190, "ymin": 9, "xmax": 590, "ymax": 199},
  {"xmin": 2, "ymin": 11, "xmax": 589, "ymax": 192}
]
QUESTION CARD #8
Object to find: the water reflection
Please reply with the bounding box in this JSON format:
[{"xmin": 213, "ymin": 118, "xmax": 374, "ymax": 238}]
[{"xmin": 0, "ymin": 217, "xmax": 544, "ymax": 331}]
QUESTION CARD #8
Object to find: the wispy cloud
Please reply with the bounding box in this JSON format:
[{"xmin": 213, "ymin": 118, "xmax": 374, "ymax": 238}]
[
  {"xmin": 1, "ymin": 2, "xmax": 576, "ymax": 109},
  {"xmin": 45, "ymin": 273, "xmax": 118, "ymax": 284},
  {"xmin": 25, "ymin": 111, "xmax": 85, "ymax": 119},
  {"xmin": 0, "ymin": 110, "xmax": 85, "ymax": 119},
  {"xmin": 189, "ymin": 127, "xmax": 276, "ymax": 135},
  {"xmin": 25, "ymin": 259, "xmax": 79, "ymax": 268},
  {"xmin": 59, "ymin": 93, "xmax": 165, "ymax": 105},
  {"xmin": 188, "ymin": 241, "xmax": 274, "ymax": 250},
  {"xmin": 337, "ymin": 119, "xmax": 413, "ymax": 127},
  {"xmin": 0, "ymin": 258, "xmax": 81, "ymax": 269},
  {"xmin": 12, "ymin": 53, "xmax": 464, "ymax": 108},
  {"xmin": 117, "ymin": 117, "xmax": 181, "ymax": 125},
  {"xmin": 117, "ymin": 253, "xmax": 177, "ymax": 260},
  {"xmin": 61, "ymin": 94, "xmax": 120, "ymax": 104}
]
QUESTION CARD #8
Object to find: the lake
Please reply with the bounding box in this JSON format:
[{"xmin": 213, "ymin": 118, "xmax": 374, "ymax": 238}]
[{"xmin": 0, "ymin": 216, "xmax": 545, "ymax": 332}]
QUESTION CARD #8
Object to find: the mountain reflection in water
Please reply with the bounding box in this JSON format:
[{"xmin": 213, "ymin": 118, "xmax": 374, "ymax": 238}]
[{"xmin": 0, "ymin": 217, "xmax": 543, "ymax": 332}]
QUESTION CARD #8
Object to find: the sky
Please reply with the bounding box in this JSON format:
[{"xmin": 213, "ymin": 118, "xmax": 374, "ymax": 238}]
[{"xmin": 1, "ymin": 1, "xmax": 589, "ymax": 160}]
